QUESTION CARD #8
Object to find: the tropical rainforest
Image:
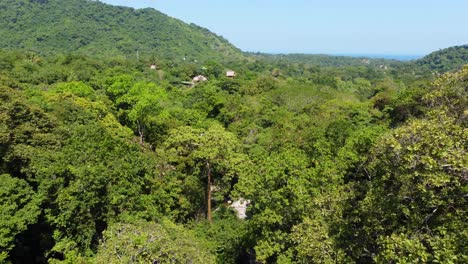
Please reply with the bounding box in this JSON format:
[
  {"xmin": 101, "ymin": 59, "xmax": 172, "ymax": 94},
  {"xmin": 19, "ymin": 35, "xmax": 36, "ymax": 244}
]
[{"xmin": 0, "ymin": 0, "xmax": 467, "ymax": 263}]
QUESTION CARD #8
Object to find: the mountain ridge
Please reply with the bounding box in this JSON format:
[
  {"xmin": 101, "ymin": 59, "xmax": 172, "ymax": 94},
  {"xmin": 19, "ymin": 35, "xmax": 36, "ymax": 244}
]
[
  {"xmin": 0, "ymin": 0, "xmax": 466, "ymax": 71},
  {"xmin": 0, "ymin": 0, "xmax": 243, "ymax": 62}
]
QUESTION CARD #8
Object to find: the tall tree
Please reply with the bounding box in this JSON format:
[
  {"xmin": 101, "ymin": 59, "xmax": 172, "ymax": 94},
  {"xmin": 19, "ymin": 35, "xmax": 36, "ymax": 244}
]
[
  {"xmin": 115, "ymin": 82, "xmax": 168, "ymax": 144},
  {"xmin": 163, "ymin": 124, "xmax": 246, "ymax": 222}
]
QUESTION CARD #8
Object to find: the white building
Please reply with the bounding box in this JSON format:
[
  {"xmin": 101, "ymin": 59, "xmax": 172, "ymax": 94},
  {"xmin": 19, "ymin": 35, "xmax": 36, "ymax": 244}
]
[
  {"xmin": 192, "ymin": 75, "xmax": 208, "ymax": 83},
  {"xmin": 226, "ymin": 70, "xmax": 236, "ymax": 78}
]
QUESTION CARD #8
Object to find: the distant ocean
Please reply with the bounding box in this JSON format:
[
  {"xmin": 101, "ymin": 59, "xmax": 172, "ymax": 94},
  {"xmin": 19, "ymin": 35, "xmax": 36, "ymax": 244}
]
[{"xmin": 334, "ymin": 54, "xmax": 424, "ymax": 61}]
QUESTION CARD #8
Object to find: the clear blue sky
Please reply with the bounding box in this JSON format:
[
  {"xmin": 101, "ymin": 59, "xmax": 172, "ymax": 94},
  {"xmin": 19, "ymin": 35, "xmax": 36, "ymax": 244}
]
[{"xmin": 101, "ymin": 0, "xmax": 468, "ymax": 56}]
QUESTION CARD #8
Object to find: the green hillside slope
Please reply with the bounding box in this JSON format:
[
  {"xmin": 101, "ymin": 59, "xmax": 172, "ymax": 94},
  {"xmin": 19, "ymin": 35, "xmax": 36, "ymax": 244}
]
[
  {"xmin": 415, "ymin": 44, "xmax": 468, "ymax": 72},
  {"xmin": 0, "ymin": 0, "xmax": 243, "ymax": 62}
]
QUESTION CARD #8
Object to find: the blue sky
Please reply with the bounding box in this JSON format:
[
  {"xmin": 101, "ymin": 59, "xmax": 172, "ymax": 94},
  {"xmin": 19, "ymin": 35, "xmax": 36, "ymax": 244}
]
[{"xmin": 101, "ymin": 0, "xmax": 468, "ymax": 56}]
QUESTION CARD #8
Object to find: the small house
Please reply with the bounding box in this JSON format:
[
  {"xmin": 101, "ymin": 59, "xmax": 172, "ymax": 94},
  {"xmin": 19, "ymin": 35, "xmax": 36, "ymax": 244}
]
[
  {"xmin": 192, "ymin": 75, "xmax": 208, "ymax": 83},
  {"xmin": 226, "ymin": 70, "xmax": 236, "ymax": 78}
]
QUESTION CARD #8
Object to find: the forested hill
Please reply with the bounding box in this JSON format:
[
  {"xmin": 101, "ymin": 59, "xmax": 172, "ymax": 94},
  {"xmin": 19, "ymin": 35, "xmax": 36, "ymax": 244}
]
[
  {"xmin": 0, "ymin": 0, "xmax": 243, "ymax": 62},
  {"xmin": 250, "ymin": 46, "xmax": 468, "ymax": 73},
  {"xmin": 415, "ymin": 44, "xmax": 468, "ymax": 72},
  {"xmin": 249, "ymin": 52, "xmax": 405, "ymax": 68}
]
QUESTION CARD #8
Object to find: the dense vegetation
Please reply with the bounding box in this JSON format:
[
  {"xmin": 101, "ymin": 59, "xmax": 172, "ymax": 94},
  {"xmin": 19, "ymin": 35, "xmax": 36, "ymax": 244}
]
[
  {"xmin": 0, "ymin": 1, "xmax": 467, "ymax": 263},
  {"xmin": 248, "ymin": 52, "xmax": 405, "ymax": 68},
  {"xmin": 0, "ymin": 0, "xmax": 242, "ymax": 62},
  {"xmin": 415, "ymin": 44, "xmax": 468, "ymax": 73}
]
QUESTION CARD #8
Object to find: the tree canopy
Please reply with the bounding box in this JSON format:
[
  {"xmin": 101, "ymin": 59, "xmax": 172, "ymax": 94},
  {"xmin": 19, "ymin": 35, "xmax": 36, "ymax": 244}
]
[{"xmin": 0, "ymin": 1, "xmax": 466, "ymax": 263}]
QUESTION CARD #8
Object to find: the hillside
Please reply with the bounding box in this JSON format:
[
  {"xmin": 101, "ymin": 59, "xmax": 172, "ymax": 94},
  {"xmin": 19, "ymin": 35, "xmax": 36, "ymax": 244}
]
[
  {"xmin": 249, "ymin": 52, "xmax": 405, "ymax": 68},
  {"xmin": 0, "ymin": 0, "xmax": 243, "ymax": 62},
  {"xmin": 415, "ymin": 44, "xmax": 468, "ymax": 72},
  {"xmin": 250, "ymin": 47, "xmax": 468, "ymax": 75}
]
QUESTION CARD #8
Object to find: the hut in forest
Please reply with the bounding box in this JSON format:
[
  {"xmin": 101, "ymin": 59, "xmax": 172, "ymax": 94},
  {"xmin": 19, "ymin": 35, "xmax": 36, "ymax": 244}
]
[
  {"xmin": 226, "ymin": 70, "xmax": 236, "ymax": 78},
  {"xmin": 192, "ymin": 75, "xmax": 208, "ymax": 83}
]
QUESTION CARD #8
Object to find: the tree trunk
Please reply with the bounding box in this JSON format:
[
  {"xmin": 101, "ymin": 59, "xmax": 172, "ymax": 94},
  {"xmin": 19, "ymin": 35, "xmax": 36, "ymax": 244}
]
[
  {"xmin": 137, "ymin": 121, "xmax": 144, "ymax": 144},
  {"xmin": 206, "ymin": 161, "xmax": 212, "ymax": 222}
]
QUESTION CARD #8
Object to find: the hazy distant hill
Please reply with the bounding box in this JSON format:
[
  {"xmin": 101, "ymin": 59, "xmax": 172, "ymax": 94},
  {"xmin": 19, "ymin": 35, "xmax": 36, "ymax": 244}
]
[
  {"xmin": 415, "ymin": 44, "xmax": 468, "ymax": 72},
  {"xmin": 248, "ymin": 52, "xmax": 406, "ymax": 68},
  {"xmin": 0, "ymin": 0, "xmax": 243, "ymax": 62},
  {"xmin": 253, "ymin": 46, "xmax": 468, "ymax": 73}
]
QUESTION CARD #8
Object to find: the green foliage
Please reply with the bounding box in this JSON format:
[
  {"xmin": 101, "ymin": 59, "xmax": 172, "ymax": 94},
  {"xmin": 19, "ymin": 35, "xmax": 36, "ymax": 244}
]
[
  {"xmin": 191, "ymin": 208, "xmax": 249, "ymax": 264},
  {"xmin": 183, "ymin": 84, "xmax": 227, "ymax": 118},
  {"xmin": 415, "ymin": 44, "xmax": 468, "ymax": 72},
  {"xmin": 426, "ymin": 65, "xmax": 468, "ymax": 124},
  {"xmin": 241, "ymin": 75, "xmax": 278, "ymax": 95},
  {"xmin": 375, "ymin": 232, "xmax": 462, "ymax": 264},
  {"xmin": 0, "ymin": 28, "xmax": 466, "ymax": 263},
  {"xmin": 358, "ymin": 118, "xmax": 467, "ymax": 263},
  {"xmin": 115, "ymin": 81, "xmax": 169, "ymax": 143},
  {"xmin": 93, "ymin": 219, "xmax": 215, "ymax": 264},
  {"xmin": 251, "ymin": 52, "xmax": 405, "ymax": 68},
  {"xmin": 235, "ymin": 147, "xmax": 314, "ymax": 262},
  {"xmin": 52, "ymin": 81, "xmax": 95, "ymax": 98},
  {"xmin": 163, "ymin": 124, "xmax": 247, "ymax": 220},
  {"xmin": 217, "ymin": 77, "xmax": 243, "ymax": 94},
  {"xmin": 291, "ymin": 217, "xmax": 348, "ymax": 264},
  {"xmin": 343, "ymin": 69, "xmax": 468, "ymax": 262},
  {"xmin": 0, "ymin": 0, "xmax": 243, "ymax": 62},
  {"xmin": 0, "ymin": 174, "xmax": 41, "ymax": 260}
]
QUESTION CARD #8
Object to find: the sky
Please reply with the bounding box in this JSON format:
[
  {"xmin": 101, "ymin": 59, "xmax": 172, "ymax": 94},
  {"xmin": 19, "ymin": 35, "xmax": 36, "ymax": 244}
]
[{"xmin": 101, "ymin": 0, "xmax": 468, "ymax": 56}]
